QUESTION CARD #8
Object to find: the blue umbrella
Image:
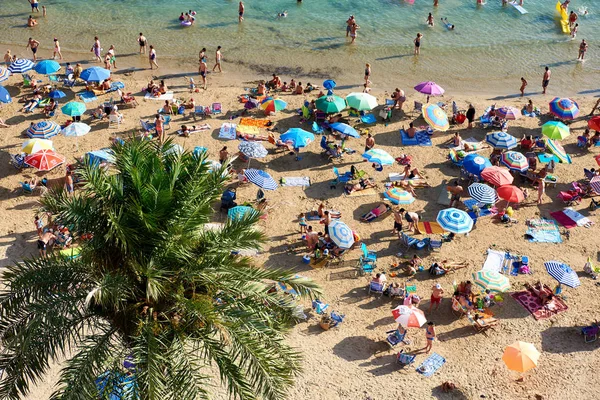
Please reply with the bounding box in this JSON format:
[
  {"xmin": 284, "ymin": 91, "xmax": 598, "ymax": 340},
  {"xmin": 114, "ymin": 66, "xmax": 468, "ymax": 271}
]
[
  {"xmin": 467, "ymin": 183, "xmax": 497, "ymax": 204},
  {"xmin": 34, "ymin": 60, "xmax": 61, "ymax": 75},
  {"xmin": 323, "ymin": 79, "xmax": 336, "ymax": 95},
  {"xmin": 244, "ymin": 169, "xmax": 278, "ymax": 190},
  {"xmin": 87, "ymin": 149, "xmax": 116, "ymax": 164},
  {"xmin": 436, "ymin": 208, "xmax": 473, "ymax": 234},
  {"xmin": 61, "ymin": 101, "xmax": 87, "ymax": 117},
  {"xmin": 228, "ymin": 206, "xmax": 255, "ymax": 221},
  {"xmin": 329, "ymin": 220, "xmax": 354, "ymax": 249},
  {"xmin": 80, "ymin": 66, "xmax": 111, "ymax": 82},
  {"xmin": 544, "ymin": 261, "xmax": 580, "ymax": 288},
  {"xmin": 280, "ymin": 128, "xmax": 315, "ymax": 148},
  {"xmin": 485, "ymin": 131, "xmax": 518, "ymax": 150},
  {"xmin": 8, "ymin": 59, "xmax": 34, "ymax": 74},
  {"xmin": 0, "ymin": 85, "xmax": 11, "ymax": 104},
  {"xmin": 26, "ymin": 121, "xmax": 61, "ymax": 139},
  {"xmin": 463, "ymin": 154, "xmax": 492, "ymax": 176},
  {"xmin": 48, "ymin": 89, "xmax": 66, "ymax": 99},
  {"xmin": 96, "ymin": 370, "xmax": 137, "ymax": 400},
  {"xmin": 0, "ymin": 67, "xmax": 11, "ymax": 83},
  {"xmin": 330, "ymin": 122, "xmax": 359, "ymax": 138},
  {"xmin": 362, "ymin": 149, "xmax": 394, "ymax": 166},
  {"xmin": 238, "ymin": 141, "xmax": 268, "ymax": 159}
]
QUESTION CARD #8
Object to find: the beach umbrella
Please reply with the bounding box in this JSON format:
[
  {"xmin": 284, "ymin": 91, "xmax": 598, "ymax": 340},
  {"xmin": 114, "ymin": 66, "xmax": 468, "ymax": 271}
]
[
  {"xmin": 26, "ymin": 121, "xmax": 61, "ymax": 139},
  {"xmin": 497, "ymin": 185, "xmax": 524, "ymax": 204},
  {"xmin": 277, "ymin": 281, "xmax": 299, "ymax": 296},
  {"xmin": 481, "ymin": 166, "xmax": 513, "ymax": 186},
  {"xmin": 8, "ymin": 59, "xmax": 34, "ymax": 74},
  {"xmin": 501, "ymin": 151, "xmax": 529, "ymax": 172},
  {"xmin": 345, "ymin": 92, "xmax": 378, "ymax": 111},
  {"xmin": 315, "ymin": 95, "xmax": 346, "ymax": 113},
  {"xmin": 244, "ymin": 169, "xmax": 278, "ymax": 190},
  {"xmin": 486, "ymin": 131, "xmax": 518, "ymax": 149},
  {"xmin": 24, "ymin": 149, "xmax": 65, "ymax": 171},
  {"xmin": 384, "ymin": 187, "xmax": 415, "ymax": 205},
  {"xmin": 362, "ymin": 148, "xmax": 394, "ymax": 166},
  {"xmin": 80, "ymin": 66, "xmax": 110, "ymax": 82},
  {"xmin": 0, "ymin": 85, "xmax": 11, "ymax": 103},
  {"xmin": 496, "ymin": 106, "xmax": 521, "ymax": 120},
  {"xmin": 323, "ymin": 79, "xmax": 336, "ymax": 90},
  {"xmin": 422, "ymin": 103, "xmax": 449, "ymax": 131},
  {"xmin": 164, "ymin": 144, "xmax": 184, "ymax": 156},
  {"xmin": 549, "ymin": 97, "xmax": 579, "ymax": 120},
  {"xmin": 22, "ymin": 138, "xmax": 53, "ymax": 154},
  {"xmin": 544, "ymin": 261, "xmax": 580, "ymax": 288},
  {"xmin": 414, "ymin": 81, "xmax": 445, "ymax": 96},
  {"xmin": 588, "ymin": 116, "xmax": 600, "ymax": 132},
  {"xmin": 244, "ymin": 98, "xmax": 260, "ymax": 110},
  {"xmin": 462, "ymin": 154, "xmax": 492, "ymax": 176},
  {"xmin": 62, "ymin": 122, "xmax": 91, "ymax": 137},
  {"xmin": 436, "ymin": 208, "xmax": 473, "ymax": 234},
  {"xmin": 86, "ymin": 149, "xmax": 115, "ymax": 164},
  {"xmin": 96, "ymin": 370, "xmax": 137, "ymax": 399},
  {"xmin": 472, "ymin": 270, "xmax": 511, "ymax": 293},
  {"xmin": 502, "ymin": 342, "xmax": 540, "ymax": 373},
  {"xmin": 546, "ymin": 139, "xmax": 572, "ymax": 164},
  {"xmin": 541, "ymin": 121, "xmax": 569, "ymax": 140},
  {"xmin": 328, "ymin": 220, "xmax": 354, "ymax": 249},
  {"xmin": 392, "ymin": 305, "xmax": 427, "ymax": 328},
  {"xmin": 467, "ymin": 183, "xmax": 498, "ymax": 204},
  {"xmin": 261, "ymin": 97, "xmax": 287, "ymax": 114},
  {"xmin": 280, "ymin": 128, "xmax": 314, "ymax": 148},
  {"xmin": 228, "ymin": 206, "xmax": 255, "ymax": 221},
  {"xmin": 590, "ymin": 176, "xmax": 600, "ymax": 195},
  {"xmin": 34, "ymin": 59, "xmax": 61, "ymax": 75},
  {"xmin": 330, "ymin": 122, "xmax": 359, "ymax": 138},
  {"xmin": 0, "ymin": 67, "xmax": 11, "ymax": 83},
  {"xmin": 61, "ymin": 101, "xmax": 87, "ymax": 117},
  {"xmin": 48, "ymin": 89, "xmax": 66, "ymax": 99},
  {"xmin": 238, "ymin": 141, "xmax": 267, "ymax": 159}
]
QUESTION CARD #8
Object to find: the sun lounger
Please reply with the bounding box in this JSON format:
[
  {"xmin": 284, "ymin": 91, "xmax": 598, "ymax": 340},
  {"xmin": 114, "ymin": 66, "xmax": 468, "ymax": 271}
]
[{"xmin": 466, "ymin": 313, "xmax": 498, "ymax": 335}]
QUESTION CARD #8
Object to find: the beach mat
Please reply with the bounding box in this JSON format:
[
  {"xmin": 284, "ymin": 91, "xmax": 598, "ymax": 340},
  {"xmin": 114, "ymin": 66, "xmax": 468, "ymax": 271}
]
[
  {"xmin": 417, "ymin": 222, "xmax": 446, "ymax": 234},
  {"xmin": 482, "ymin": 249, "xmax": 505, "ymax": 273},
  {"xmin": 239, "ymin": 118, "xmax": 271, "ymax": 128},
  {"xmin": 77, "ymin": 91, "xmax": 97, "ymax": 103},
  {"xmin": 345, "ymin": 187, "xmax": 378, "ymax": 198},
  {"xmin": 437, "ymin": 180, "xmax": 451, "ymax": 206},
  {"xmin": 562, "ymin": 208, "xmax": 593, "ymax": 227},
  {"xmin": 549, "ymin": 211, "xmax": 577, "ymax": 229},
  {"xmin": 511, "ymin": 287, "xmax": 568, "ymax": 320},
  {"xmin": 416, "ymin": 353, "xmax": 445, "ymax": 377},
  {"xmin": 400, "ymin": 129, "xmax": 432, "ymax": 146},
  {"xmin": 281, "ymin": 177, "xmax": 310, "ymax": 187},
  {"xmin": 144, "ymin": 91, "xmax": 174, "ymax": 101},
  {"xmin": 219, "ymin": 123, "xmax": 237, "ymax": 140},
  {"xmin": 537, "ymin": 153, "xmax": 560, "ymax": 164},
  {"xmin": 525, "ymin": 218, "xmax": 563, "ymax": 242},
  {"xmin": 464, "ymin": 199, "xmax": 497, "ymax": 218}
]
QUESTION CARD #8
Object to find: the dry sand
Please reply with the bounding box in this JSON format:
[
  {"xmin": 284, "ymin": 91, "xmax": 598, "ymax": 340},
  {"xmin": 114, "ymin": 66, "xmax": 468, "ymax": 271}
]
[{"xmin": 0, "ymin": 63, "xmax": 599, "ymax": 400}]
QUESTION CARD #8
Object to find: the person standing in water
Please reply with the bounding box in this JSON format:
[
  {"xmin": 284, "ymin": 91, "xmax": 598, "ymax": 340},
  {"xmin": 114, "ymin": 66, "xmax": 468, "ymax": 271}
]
[
  {"xmin": 349, "ymin": 23, "xmax": 359, "ymax": 44},
  {"xmin": 578, "ymin": 39, "xmax": 588, "ymax": 61},
  {"xmin": 414, "ymin": 33, "xmax": 422, "ymax": 55},
  {"xmin": 346, "ymin": 15, "xmax": 355, "ymax": 37},
  {"xmin": 29, "ymin": 0, "xmax": 39, "ymax": 12},
  {"xmin": 426, "ymin": 13, "xmax": 434, "ymax": 26},
  {"xmin": 138, "ymin": 33, "xmax": 147, "ymax": 54},
  {"xmin": 238, "ymin": 1, "xmax": 245, "ymax": 22},
  {"xmin": 519, "ymin": 77, "xmax": 527, "ymax": 97},
  {"xmin": 542, "ymin": 66, "xmax": 551, "ymax": 94},
  {"xmin": 213, "ymin": 46, "xmax": 223, "ymax": 72},
  {"xmin": 149, "ymin": 45, "xmax": 158, "ymax": 69}
]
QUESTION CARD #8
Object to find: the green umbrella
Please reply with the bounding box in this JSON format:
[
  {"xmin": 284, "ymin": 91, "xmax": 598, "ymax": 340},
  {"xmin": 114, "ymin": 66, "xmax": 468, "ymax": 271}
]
[
  {"xmin": 315, "ymin": 95, "xmax": 346, "ymax": 113},
  {"xmin": 61, "ymin": 101, "xmax": 87, "ymax": 117},
  {"xmin": 541, "ymin": 121, "xmax": 569, "ymax": 140},
  {"xmin": 345, "ymin": 92, "xmax": 378, "ymax": 111}
]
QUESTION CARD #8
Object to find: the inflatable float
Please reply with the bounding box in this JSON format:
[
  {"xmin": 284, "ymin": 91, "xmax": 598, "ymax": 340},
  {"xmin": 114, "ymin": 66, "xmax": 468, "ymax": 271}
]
[
  {"xmin": 555, "ymin": 1, "xmax": 570, "ymax": 34},
  {"xmin": 510, "ymin": 1, "xmax": 528, "ymax": 14},
  {"xmin": 181, "ymin": 20, "xmax": 192, "ymax": 27}
]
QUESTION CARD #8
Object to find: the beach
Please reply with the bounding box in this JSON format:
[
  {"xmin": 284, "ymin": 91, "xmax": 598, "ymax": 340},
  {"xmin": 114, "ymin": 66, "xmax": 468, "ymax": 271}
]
[{"xmin": 1, "ymin": 0, "xmax": 600, "ymax": 399}]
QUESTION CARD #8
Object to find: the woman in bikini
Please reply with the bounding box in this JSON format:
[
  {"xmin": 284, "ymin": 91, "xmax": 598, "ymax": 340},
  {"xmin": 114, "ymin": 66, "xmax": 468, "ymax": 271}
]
[{"xmin": 424, "ymin": 322, "xmax": 436, "ymax": 353}]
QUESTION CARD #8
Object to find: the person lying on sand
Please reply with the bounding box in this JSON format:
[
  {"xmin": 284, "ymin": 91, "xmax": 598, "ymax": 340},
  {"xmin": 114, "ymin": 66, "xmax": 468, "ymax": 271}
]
[
  {"xmin": 344, "ymin": 178, "xmax": 376, "ymax": 194},
  {"xmin": 361, "ymin": 203, "xmax": 389, "ymax": 221}
]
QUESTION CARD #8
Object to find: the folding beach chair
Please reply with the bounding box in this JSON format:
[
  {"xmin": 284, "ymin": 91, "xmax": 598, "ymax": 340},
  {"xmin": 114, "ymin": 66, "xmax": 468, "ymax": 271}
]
[
  {"xmin": 332, "ymin": 167, "xmax": 352, "ymax": 186},
  {"xmin": 211, "ymin": 102, "xmax": 222, "ymax": 115},
  {"xmin": 412, "ymin": 101, "xmax": 423, "ymax": 117},
  {"xmin": 311, "ymin": 299, "xmax": 329, "ymax": 315},
  {"xmin": 396, "ymin": 350, "xmax": 416, "ymax": 366},
  {"xmin": 367, "ymin": 281, "xmax": 385, "ymax": 298},
  {"xmin": 360, "ymin": 243, "xmax": 377, "ymax": 264},
  {"xmin": 400, "ymin": 232, "xmax": 420, "ymax": 251}
]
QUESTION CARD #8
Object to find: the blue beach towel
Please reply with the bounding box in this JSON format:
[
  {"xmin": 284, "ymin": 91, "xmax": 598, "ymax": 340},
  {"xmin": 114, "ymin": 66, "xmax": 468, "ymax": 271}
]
[
  {"xmin": 525, "ymin": 219, "xmax": 562, "ymax": 243},
  {"xmin": 537, "ymin": 153, "xmax": 559, "ymax": 164},
  {"xmin": 78, "ymin": 91, "xmax": 98, "ymax": 103},
  {"xmin": 400, "ymin": 129, "xmax": 432, "ymax": 146},
  {"xmin": 416, "ymin": 353, "xmax": 446, "ymax": 377}
]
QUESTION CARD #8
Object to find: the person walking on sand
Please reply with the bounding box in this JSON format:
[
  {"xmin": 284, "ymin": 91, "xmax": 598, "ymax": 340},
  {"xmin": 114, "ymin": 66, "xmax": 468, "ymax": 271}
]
[
  {"xmin": 424, "ymin": 322, "xmax": 436, "ymax": 353},
  {"xmin": 428, "ymin": 284, "xmax": 444, "ymax": 313},
  {"xmin": 364, "ymin": 63, "xmax": 371, "ymax": 85},
  {"xmin": 26, "ymin": 37, "xmax": 40, "ymax": 61},
  {"xmin": 213, "ymin": 46, "xmax": 223, "ymax": 72},
  {"xmin": 414, "ymin": 33, "xmax": 423, "ymax": 55},
  {"xmin": 138, "ymin": 33, "xmax": 147, "ymax": 54},
  {"xmin": 466, "ymin": 104, "xmax": 476, "ymax": 129},
  {"xmin": 91, "ymin": 36, "xmax": 101, "ymax": 62},
  {"xmin": 578, "ymin": 39, "xmax": 588, "ymax": 61},
  {"xmin": 537, "ymin": 179, "xmax": 545, "ymax": 205},
  {"xmin": 37, "ymin": 230, "xmax": 56, "ymax": 258},
  {"xmin": 542, "ymin": 66, "xmax": 551, "ymax": 94},
  {"xmin": 238, "ymin": 1, "xmax": 245, "ymax": 22},
  {"xmin": 149, "ymin": 45, "xmax": 159, "ymax": 69},
  {"xmin": 199, "ymin": 58, "xmax": 208, "ymax": 89},
  {"xmin": 519, "ymin": 77, "xmax": 527, "ymax": 97},
  {"xmin": 155, "ymin": 114, "xmax": 165, "ymax": 144}
]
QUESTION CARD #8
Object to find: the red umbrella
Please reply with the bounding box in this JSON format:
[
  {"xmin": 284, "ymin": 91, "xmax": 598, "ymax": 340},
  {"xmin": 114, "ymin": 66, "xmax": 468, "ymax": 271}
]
[
  {"xmin": 589, "ymin": 116, "xmax": 600, "ymax": 132},
  {"xmin": 24, "ymin": 149, "xmax": 66, "ymax": 171},
  {"xmin": 595, "ymin": 154, "xmax": 600, "ymax": 167},
  {"xmin": 481, "ymin": 166, "xmax": 514, "ymax": 186},
  {"xmin": 497, "ymin": 185, "xmax": 524, "ymax": 203}
]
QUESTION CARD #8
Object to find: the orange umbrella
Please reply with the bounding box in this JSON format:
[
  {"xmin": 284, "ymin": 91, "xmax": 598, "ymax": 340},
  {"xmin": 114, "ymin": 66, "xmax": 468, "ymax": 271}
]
[
  {"xmin": 502, "ymin": 341, "xmax": 540, "ymax": 373},
  {"xmin": 24, "ymin": 149, "xmax": 66, "ymax": 171},
  {"xmin": 497, "ymin": 185, "xmax": 524, "ymax": 203},
  {"xmin": 481, "ymin": 166, "xmax": 513, "ymax": 187}
]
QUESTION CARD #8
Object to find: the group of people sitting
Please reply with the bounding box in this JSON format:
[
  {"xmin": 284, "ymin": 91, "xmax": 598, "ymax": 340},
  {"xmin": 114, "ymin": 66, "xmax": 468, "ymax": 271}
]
[
  {"xmin": 144, "ymin": 79, "xmax": 168, "ymax": 97},
  {"xmin": 262, "ymin": 74, "xmax": 321, "ymax": 95}
]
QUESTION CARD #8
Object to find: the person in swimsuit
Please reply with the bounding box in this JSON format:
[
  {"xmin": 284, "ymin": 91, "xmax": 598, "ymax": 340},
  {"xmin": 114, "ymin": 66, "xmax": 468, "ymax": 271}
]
[
  {"xmin": 519, "ymin": 77, "xmax": 527, "ymax": 97},
  {"xmin": 364, "ymin": 63, "xmax": 371, "ymax": 85},
  {"xmin": 92, "ymin": 36, "xmax": 101, "ymax": 62},
  {"xmin": 239, "ymin": 1, "xmax": 245, "ymax": 22},
  {"xmin": 38, "ymin": 231, "xmax": 56, "ymax": 258},
  {"xmin": 26, "ymin": 37, "xmax": 40, "ymax": 61},
  {"xmin": 138, "ymin": 33, "xmax": 147, "ymax": 54},
  {"xmin": 346, "ymin": 15, "xmax": 355, "ymax": 37},
  {"xmin": 149, "ymin": 45, "xmax": 158, "ymax": 69},
  {"xmin": 447, "ymin": 181, "xmax": 463, "ymax": 208},
  {"xmin": 29, "ymin": 0, "xmax": 39, "ymax": 12},
  {"xmin": 27, "ymin": 15, "xmax": 38, "ymax": 27},
  {"xmin": 426, "ymin": 13, "xmax": 434, "ymax": 26},
  {"xmin": 199, "ymin": 58, "xmax": 208, "ymax": 89},
  {"xmin": 424, "ymin": 322, "xmax": 436, "ymax": 353},
  {"xmin": 402, "ymin": 164, "xmax": 422, "ymax": 180},
  {"xmin": 414, "ymin": 33, "xmax": 422, "ymax": 55},
  {"xmin": 213, "ymin": 46, "xmax": 223, "ymax": 72},
  {"xmin": 399, "ymin": 208, "xmax": 421, "ymax": 234},
  {"xmin": 392, "ymin": 208, "xmax": 404, "ymax": 237},
  {"xmin": 322, "ymin": 211, "xmax": 331, "ymax": 238},
  {"xmin": 350, "ymin": 23, "xmax": 359, "ymax": 44},
  {"xmin": 53, "ymin": 38, "xmax": 62, "ymax": 60},
  {"xmin": 542, "ymin": 66, "xmax": 550, "ymax": 94},
  {"xmin": 578, "ymin": 39, "xmax": 588, "ymax": 61},
  {"xmin": 65, "ymin": 170, "xmax": 74, "ymax": 196}
]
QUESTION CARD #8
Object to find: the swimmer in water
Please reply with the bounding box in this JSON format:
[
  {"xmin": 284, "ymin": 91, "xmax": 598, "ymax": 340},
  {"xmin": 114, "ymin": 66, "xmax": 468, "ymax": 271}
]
[
  {"xmin": 441, "ymin": 18, "xmax": 455, "ymax": 30},
  {"xmin": 278, "ymin": 11, "xmax": 288, "ymax": 17},
  {"xmin": 426, "ymin": 13, "xmax": 434, "ymax": 26}
]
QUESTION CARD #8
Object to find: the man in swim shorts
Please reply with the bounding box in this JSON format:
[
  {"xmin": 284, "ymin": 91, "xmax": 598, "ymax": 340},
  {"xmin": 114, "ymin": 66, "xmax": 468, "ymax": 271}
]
[
  {"xmin": 29, "ymin": 0, "xmax": 39, "ymax": 12},
  {"xmin": 346, "ymin": 15, "xmax": 355, "ymax": 37},
  {"xmin": 26, "ymin": 37, "xmax": 40, "ymax": 61},
  {"xmin": 38, "ymin": 230, "xmax": 56, "ymax": 258},
  {"xmin": 239, "ymin": 1, "xmax": 245, "ymax": 22},
  {"xmin": 542, "ymin": 66, "xmax": 551, "ymax": 94}
]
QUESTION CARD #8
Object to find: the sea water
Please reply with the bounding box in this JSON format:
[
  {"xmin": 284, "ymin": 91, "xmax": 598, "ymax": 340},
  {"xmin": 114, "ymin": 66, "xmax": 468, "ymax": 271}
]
[{"xmin": 0, "ymin": 0, "xmax": 597, "ymax": 94}]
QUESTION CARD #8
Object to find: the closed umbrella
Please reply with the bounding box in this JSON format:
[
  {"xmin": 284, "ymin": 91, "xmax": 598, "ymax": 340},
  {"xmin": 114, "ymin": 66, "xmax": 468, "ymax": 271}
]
[
  {"xmin": 467, "ymin": 183, "xmax": 497, "ymax": 204},
  {"xmin": 26, "ymin": 121, "xmax": 61, "ymax": 139},
  {"xmin": 463, "ymin": 154, "xmax": 492, "ymax": 176},
  {"xmin": 544, "ymin": 261, "xmax": 580, "ymax": 288},
  {"xmin": 392, "ymin": 305, "xmax": 427, "ymax": 328},
  {"xmin": 481, "ymin": 166, "xmax": 513, "ymax": 186},
  {"xmin": 549, "ymin": 97, "xmax": 579, "ymax": 120},
  {"xmin": 384, "ymin": 188, "xmax": 415, "ymax": 205},
  {"xmin": 280, "ymin": 128, "xmax": 314, "ymax": 148},
  {"xmin": 328, "ymin": 220, "xmax": 354, "ymax": 249},
  {"xmin": 362, "ymin": 149, "xmax": 394, "ymax": 166},
  {"xmin": 228, "ymin": 206, "xmax": 255, "ymax": 221},
  {"xmin": 323, "ymin": 79, "xmax": 336, "ymax": 90},
  {"xmin": 0, "ymin": 85, "xmax": 11, "ymax": 104},
  {"xmin": 80, "ymin": 66, "xmax": 110, "ymax": 82},
  {"xmin": 502, "ymin": 341, "xmax": 540, "ymax": 373},
  {"xmin": 34, "ymin": 60, "xmax": 61, "ymax": 75},
  {"xmin": 422, "ymin": 103, "xmax": 449, "ymax": 131},
  {"xmin": 244, "ymin": 169, "xmax": 278, "ymax": 190},
  {"xmin": 472, "ymin": 270, "xmax": 511, "ymax": 292},
  {"xmin": 261, "ymin": 97, "xmax": 287, "ymax": 114},
  {"xmin": 315, "ymin": 95, "xmax": 346, "ymax": 113},
  {"xmin": 486, "ymin": 131, "xmax": 518, "ymax": 149},
  {"xmin": 501, "ymin": 151, "xmax": 529, "ymax": 172},
  {"xmin": 497, "ymin": 185, "xmax": 524, "ymax": 204},
  {"xmin": 22, "ymin": 139, "xmax": 53, "ymax": 154},
  {"xmin": 541, "ymin": 121, "xmax": 569, "ymax": 140},
  {"xmin": 330, "ymin": 122, "xmax": 359, "ymax": 138},
  {"xmin": 8, "ymin": 59, "xmax": 34, "ymax": 74},
  {"xmin": 0, "ymin": 67, "xmax": 11, "ymax": 83},
  {"xmin": 24, "ymin": 149, "xmax": 65, "ymax": 171},
  {"xmin": 61, "ymin": 101, "xmax": 87, "ymax": 117},
  {"xmin": 496, "ymin": 106, "xmax": 521, "ymax": 120},
  {"xmin": 345, "ymin": 92, "xmax": 378, "ymax": 111},
  {"xmin": 546, "ymin": 139, "xmax": 572, "ymax": 164},
  {"xmin": 436, "ymin": 208, "xmax": 473, "ymax": 234},
  {"xmin": 48, "ymin": 89, "xmax": 66, "ymax": 99}
]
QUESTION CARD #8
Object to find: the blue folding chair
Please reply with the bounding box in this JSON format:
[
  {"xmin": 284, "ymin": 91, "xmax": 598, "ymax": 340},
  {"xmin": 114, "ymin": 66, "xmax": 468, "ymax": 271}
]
[
  {"xmin": 312, "ymin": 299, "xmax": 329, "ymax": 315},
  {"xmin": 359, "ymin": 260, "xmax": 375, "ymax": 275},
  {"xmin": 332, "ymin": 167, "xmax": 352, "ymax": 184},
  {"xmin": 312, "ymin": 121, "xmax": 323, "ymax": 134},
  {"xmin": 367, "ymin": 281, "xmax": 385, "ymax": 297},
  {"xmin": 360, "ymin": 243, "xmax": 377, "ymax": 263},
  {"xmin": 397, "ymin": 350, "xmax": 416, "ymax": 366}
]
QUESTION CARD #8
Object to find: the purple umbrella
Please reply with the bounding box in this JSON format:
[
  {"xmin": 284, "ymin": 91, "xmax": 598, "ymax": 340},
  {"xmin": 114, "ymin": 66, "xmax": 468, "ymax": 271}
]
[{"xmin": 414, "ymin": 81, "xmax": 445, "ymax": 96}]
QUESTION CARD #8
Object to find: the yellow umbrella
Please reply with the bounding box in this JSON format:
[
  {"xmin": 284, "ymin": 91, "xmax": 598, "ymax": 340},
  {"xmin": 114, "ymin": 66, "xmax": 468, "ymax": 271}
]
[
  {"xmin": 422, "ymin": 103, "xmax": 449, "ymax": 131},
  {"xmin": 502, "ymin": 341, "xmax": 540, "ymax": 373},
  {"xmin": 22, "ymin": 139, "xmax": 53, "ymax": 154}
]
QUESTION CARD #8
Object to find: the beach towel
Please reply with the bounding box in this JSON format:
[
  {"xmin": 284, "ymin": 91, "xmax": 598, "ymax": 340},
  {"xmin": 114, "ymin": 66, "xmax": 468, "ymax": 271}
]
[
  {"xmin": 437, "ymin": 180, "xmax": 451, "ymax": 206},
  {"xmin": 177, "ymin": 124, "xmax": 211, "ymax": 136},
  {"xmin": 549, "ymin": 211, "xmax": 577, "ymax": 229},
  {"xmin": 482, "ymin": 249, "xmax": 506, "ymax": 273},
  {"xmin": 108, "ymin": 81, "xmax": 125, "ymax": 92},
  {"xmin": 562, "ymin": 207, "xmax": 594, "ymax": 227},
  {"xmin": 236, "ymin": 124, "xmax": 260, "ymax": 135},
  {"xmin": 525, "ymin": 218, "xmax": 563, "ymax": 242},
  {"xmin": 416, "ymin": 353, "xmax": 445, "ymax": 377},
  {"xmin": 345, "ymin": 187, "xmax": 378, "ymax": 198},
  {"xmin": 78, "ymin": 91, "xmax": 97, "ymax": 103},
  {"xmin": 239, "ymin": 118, "xmax": 271, "ymax": 128},
  {"xmin": 144, "ymin": 91, "xmax": 174, "ymax": 101},
  {"xmin": 537, "ymin": 153, "xmax": 560, "ymax": 164},
  {"xmin": 450, "ymin": 137, "xmax": 488, "ymax": 152},
  {"xmin": 464, "ymin": 199, "xmax": 497, "ymax": 219},
  {"xmin": 400, "ymin": 129, "xmax": 432, "ymax": 146},
  {"xmin": 417, "ymin": 222, "xmax": 446, "ymax": 234},
  {"xmin": 219, "ymin": 123, "xmax": 237, "ymax": 140},
  {"xmin": 306, "ymin": 210, "xmax": 341, "ymax": 221},
  {"xmin": 281, "ymin": 177, "xmax": 310, "ymax": 187},
  {"xmin": 511, "ymin": 287, "xmax": 568, "ymax": 320}
]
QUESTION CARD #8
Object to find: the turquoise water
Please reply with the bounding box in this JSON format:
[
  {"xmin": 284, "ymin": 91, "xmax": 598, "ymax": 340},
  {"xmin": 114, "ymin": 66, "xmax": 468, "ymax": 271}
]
[{"xmin": 0, "ymin": 0, "xmax": 598, "ymax": 94}]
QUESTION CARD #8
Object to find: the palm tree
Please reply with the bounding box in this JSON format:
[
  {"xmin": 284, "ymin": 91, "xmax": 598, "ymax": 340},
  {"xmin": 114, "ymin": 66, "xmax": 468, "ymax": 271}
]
[{"xmin": 0, "ymin": 139, "xmax": 321, "ymax": 400}]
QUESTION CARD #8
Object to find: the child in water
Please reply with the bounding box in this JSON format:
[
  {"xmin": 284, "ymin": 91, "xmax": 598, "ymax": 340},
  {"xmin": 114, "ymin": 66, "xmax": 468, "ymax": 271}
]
[
  {"xmin": 441, "ymin": 18, "xmax": 455, "ymax": 30},
  {"xmin": 278, "ymin": 11, "xmax": 288, "ymax": 18}
]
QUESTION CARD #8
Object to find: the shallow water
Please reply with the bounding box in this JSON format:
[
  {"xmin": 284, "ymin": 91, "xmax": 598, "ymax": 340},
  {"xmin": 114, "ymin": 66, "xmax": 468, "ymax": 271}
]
[{"xmin": 1, "ymin": 0, "xmax": 598, "ymax": 94}]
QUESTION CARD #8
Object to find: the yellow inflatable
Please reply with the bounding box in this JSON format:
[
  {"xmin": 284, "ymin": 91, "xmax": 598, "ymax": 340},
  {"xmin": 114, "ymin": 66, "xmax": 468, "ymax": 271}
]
[{"xmin": 555, "ymin": 1, "xmax": 570, "ymax": 34}]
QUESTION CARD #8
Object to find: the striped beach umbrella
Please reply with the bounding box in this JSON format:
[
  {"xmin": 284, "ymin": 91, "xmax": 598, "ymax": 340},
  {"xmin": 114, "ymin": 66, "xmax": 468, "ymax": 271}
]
[
  {"xmin": 436, "ymin": 208, "xmax": 473, "ymax": 234},
  {"xmin": 26, "ymin": 121, "xmax": 61, "ymax": 139},
  {"xmin": 467, "ymin": 183, "xmax": 498, "ymax": 204},
  {"xmin": 481, "ymin": 166, "xmax": 513, "ymax": 186},
  {"xmin": 392, "ymin": 305, "xmax": 427, "ymax": 328},
  {"xmin": 0, "ymin": 67, "xmax": 11, "ymax": 83},
  {"xmin": 61, "ymin": 101, "xmax": 87, "ymax": 117},
  {"xmin": 8, "ymin": 59, "xmax": 34, "ymax": 74},
  {"xmin": 345, "ymin": 92, "xmax": 378, "ymax": 111},
  {"xmin": 541, "ymin": 121, "xmax": 569, "ymax": 140},
  {"xmin": 503, "ymin": 342, "xmax": 540, "ymax": 373},
  {"xmin": 546, "ymin": 139, "xmax": 572, "ymax": 164},
  {"xmin": 330, "ymin": 122, "xmax": 360, "ymax": 138},
  {"xmin": 362, "ymin": 148, "xmax": 394, "ymax": 166},
  {"xmin": 501, "ymin": 151, "xmax": 529, "ymax": 172},
  {"xmin": 589, "ymin": 176, "xmax": 600, "ymax": 195},
  {"xmin": 544, "ymin": 261, "xmax": 580, "ymax": 288},
  {"xmin": 496, "ymin": 106, "xmax": 521, "ymax": 120},
  {"xmin": 80, "ymin": 66, "xmax": 110, "ymax": 82},
  {"xmin": 486, "ymin": 131, "xmax": 518, "ymax": 149},
  {"xmin": 244, "ymin": 169, "xmax": 278, "ymax": 190},
  {"xmin": 0, "ymin": 85, "xmax": 11, "ymax": 104},
  {"xmin": 24, "ymin": 149, "xmax": 65, "ymax": 171},
  {"xmin": 62, "ymin": 122, "xmax": 91, "ymax": 137},
  {"xmin": 463, "ymin": 154, "xmax": 492, "ymax": 176},
  {"xmin": 238, "ymin": 141, "xmax": 267, "ymax": 159},
  {"xmin": 549, "ymin": 97, "xmax": 579, "ymax": 120},
  {"xmin": 34, "ymin": 60, "xmax": 61, "ymax": 75},
  {"xmin": 22, "ymin": 139, "xmax": 53, "ymax": 154},
  {"xmin": 384, "ymin": 187, "xmax": 415, "ymax": 205},
  {"xmin": 472, "ymin": 270, "xmax": 511, "ymax": 293},
  {"xmin": 227, "ymin": 206, "xmax": 255, "ymax": 221},
  {"xmin": 315, "ymin": 95, "xmax": 346, "ymax": 113},
  {"xmin": 422, "ymin": 103, "xmax": 449, "ymax": 131},
  {"xmin": 280, "ymin": 128, "xmax": 315, "ymax": 148},
  {"xmin": 261, "ymin": 97, "xmax": 287, "ymax": 114},
  {"xmin": 328, "ymin": 220, "xmax": 354, "ymax": 249},
  {"xmin": 414, "ymin": 81, "xmax": 444, "ymax": 96},
  {"xmin": 497, "ymin": 185, "xmax": 524, "ymax": 204}
]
